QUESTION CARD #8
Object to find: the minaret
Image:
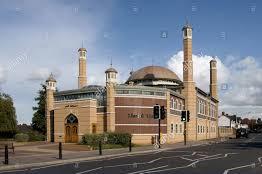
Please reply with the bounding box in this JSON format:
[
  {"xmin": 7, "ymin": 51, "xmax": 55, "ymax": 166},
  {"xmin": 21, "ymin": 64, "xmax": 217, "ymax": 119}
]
[
  {"xmin": 210, "ymin": 58, "xmax": 218, "ymax": 100},
  {"xmin": 78, "ymin": 47, "xmax": 87, "ymax": 89},
  {"xmin": 45, "ymin": 73, "xmax": 56, "ymax": 142},
  {"xmin": 105, "ymin": 63, "xmax": 117, "ymax": 132},
  {"xmin": 182, "ymin": 22, "xmax": 197, "ymax": 141},
  {"xmin": 105, "ymin": 62, "xmax": 118, "ymax": 84}
]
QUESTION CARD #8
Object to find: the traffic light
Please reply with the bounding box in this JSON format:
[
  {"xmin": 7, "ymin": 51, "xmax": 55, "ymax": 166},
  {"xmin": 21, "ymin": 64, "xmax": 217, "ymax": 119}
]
[
  {"xmin": 181, "ymin": 110, "xmax": 187, "ymax": 122},
  {"xmin": 153, "ymin": 105, "xmax": 160, "ymax": 119},
  {"xmin": 187, "ymin": 110, "xmax": 190, "ymax": 122},
  {"xmin": 160, "ymin": 106, "xmax": 166, "ymax": 119}
]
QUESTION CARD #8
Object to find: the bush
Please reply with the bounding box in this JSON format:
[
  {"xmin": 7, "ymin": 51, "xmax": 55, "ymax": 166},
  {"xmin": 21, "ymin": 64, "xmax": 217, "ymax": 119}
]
[
  {"xmin": 81, "ymin": 132, "xmax": 131, "ymax": 147},
  {"xmin": 27, "ymin": 132, "xmax": 45, "ymax": 141},
  {"xmin": 15, "ymin": 133, "xmax": 29, "ymax": 142},
  {"xmin": 81, "ymin": 134, "xmax": 103, "ymax": 147}
]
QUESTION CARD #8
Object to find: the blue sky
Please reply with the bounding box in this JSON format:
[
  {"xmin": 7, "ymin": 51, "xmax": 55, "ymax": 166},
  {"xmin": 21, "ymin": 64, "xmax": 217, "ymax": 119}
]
[{"xmin": 0, "ymin": 0, "xmax": 262, "ymax": 123}]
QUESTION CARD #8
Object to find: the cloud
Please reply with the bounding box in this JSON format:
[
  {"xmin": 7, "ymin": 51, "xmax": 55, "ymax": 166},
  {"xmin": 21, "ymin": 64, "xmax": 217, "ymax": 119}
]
[
  {"xmin": 0, "ymin": 0, "xmax": 115, "ymax": 124},
  {"xmin": 27, "ymin": 68, "xmax": 62, "ymax": 82},
  {"xmin": 167, "ymin": 51, "xmax": 229, "ymax": 92},
  {"xmin": 167, "ymin": 51, "xmax": 262, "ymax": 118}
]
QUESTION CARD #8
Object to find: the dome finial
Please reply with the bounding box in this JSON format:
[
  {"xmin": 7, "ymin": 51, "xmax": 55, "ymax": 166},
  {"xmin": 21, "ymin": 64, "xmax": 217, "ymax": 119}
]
[
  {"xmin": 182, "ymin": 18, "xmax": 192, "ymax": 30},
  {"xmin": 46, "ymin": 72, "xmax": 56, "ymax": 82}
]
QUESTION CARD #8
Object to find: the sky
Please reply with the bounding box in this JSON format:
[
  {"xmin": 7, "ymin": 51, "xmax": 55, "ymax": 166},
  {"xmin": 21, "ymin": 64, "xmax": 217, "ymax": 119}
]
[{"xmin": 0, "ymin": 0, "xmax": 262, "ymax": 124}]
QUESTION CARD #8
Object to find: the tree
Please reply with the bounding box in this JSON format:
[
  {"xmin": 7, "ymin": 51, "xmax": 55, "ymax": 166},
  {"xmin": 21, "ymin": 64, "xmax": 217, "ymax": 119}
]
[
  {"xmin": 31, "ymin": 84, "xmax": 46, "ymax": 134},
  {"xmin": 0, "ymin": 93, "xmax": 17, "ymax": 138}
]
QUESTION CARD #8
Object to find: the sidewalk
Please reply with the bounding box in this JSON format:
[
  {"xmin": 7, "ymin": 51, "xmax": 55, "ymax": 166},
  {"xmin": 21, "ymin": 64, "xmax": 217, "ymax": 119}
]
[{"xmin": 0, "ymin": 138, "xmax": 227, "ymax": 171}]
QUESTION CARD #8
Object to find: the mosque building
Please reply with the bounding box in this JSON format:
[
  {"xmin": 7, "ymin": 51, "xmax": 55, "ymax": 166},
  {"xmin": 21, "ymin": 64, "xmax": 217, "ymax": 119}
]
[{"xmin": 45, "ymin": 23, "xmax": 219, "ymax": 144}]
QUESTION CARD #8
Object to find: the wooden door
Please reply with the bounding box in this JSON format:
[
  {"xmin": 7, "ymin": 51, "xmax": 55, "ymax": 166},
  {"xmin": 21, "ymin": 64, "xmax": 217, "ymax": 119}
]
[
  {"xmin": 65, "ymin": 124, "xmax": 78, "ymax": 143},
  {"xmin": 65, "ymin": 126, "xmax": 71, "ymax": 143},
  {"xmin": 92, "ymin": 123, "xmax": 97, "ymax": 134},
  {"xmin": 71, "ymin": 126, "xmax": 78, "ymax": 143}
]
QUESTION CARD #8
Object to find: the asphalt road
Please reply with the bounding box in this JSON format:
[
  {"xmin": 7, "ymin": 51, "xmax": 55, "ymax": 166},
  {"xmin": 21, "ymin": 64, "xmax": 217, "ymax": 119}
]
[{"xmin": 2, "ymin": 133, "xmax": 262, "ymax": 174}]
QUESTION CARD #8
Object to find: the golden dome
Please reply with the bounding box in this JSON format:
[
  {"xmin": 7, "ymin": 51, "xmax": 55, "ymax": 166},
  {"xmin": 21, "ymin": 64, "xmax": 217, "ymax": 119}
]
[{"xmin": 126, "ymin": 66, "xmax": 182, "ymax": 85}]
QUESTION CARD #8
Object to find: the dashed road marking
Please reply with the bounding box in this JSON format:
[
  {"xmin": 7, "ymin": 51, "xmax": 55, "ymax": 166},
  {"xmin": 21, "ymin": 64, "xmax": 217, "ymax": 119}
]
[
  {"xmin": 135, "ymin": 153, "xmax": 238, "ymax": 173},
  {"xmin": 74, "ymin": 152, "xmax": 202, "ymax": 174},
  {"xmin": 180, "ymin": 156, "xmax": 196, "ymax": 162},
  {"xmin": 127, "ymin": 165, "xmax": 168, "ymax": 174},
  {"xmin": 223, "ymin": 163, "xmax": 256, "ymax": 174},
  {"xmin": 76, "ymin": 167, "xmax": 103, "ymax": 174}
]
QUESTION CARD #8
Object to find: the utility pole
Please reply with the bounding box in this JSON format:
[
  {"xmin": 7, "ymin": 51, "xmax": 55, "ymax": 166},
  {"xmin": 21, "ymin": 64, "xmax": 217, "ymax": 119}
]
[
  {"xmin": 158, "ymin": 117, "xmax": 161, "ymax": 148},
  {"xmin": 154, "ymin": 105, "xmax": 166, "ymax": 149},
  {"xmin": 184, "ymin": 120, "xmax": 187, "ymax": 146},
  {"xmin": 181, "ymin": 110, "xmax": 190, "ymax": 146}
]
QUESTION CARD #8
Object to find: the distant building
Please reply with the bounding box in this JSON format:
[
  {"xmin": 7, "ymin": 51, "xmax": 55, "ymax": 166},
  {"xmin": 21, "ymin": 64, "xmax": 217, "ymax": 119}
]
[
  {"xmin": 45, "ymin": 23, "xmax": 219, "ymax": 144},
  {"xmin": 219, "ymin": 112, "xmax": 241, "ymax": 129}
]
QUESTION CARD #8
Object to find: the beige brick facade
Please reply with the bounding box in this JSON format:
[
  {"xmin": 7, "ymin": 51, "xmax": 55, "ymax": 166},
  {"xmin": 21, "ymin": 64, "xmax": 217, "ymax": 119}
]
[{"xmin": 45, "ymin": 23, "xmax": 222, "ymax": 144}]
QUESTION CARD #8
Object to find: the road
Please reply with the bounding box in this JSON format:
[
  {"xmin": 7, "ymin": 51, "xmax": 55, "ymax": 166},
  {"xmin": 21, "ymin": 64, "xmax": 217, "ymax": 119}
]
[{"xmin": 1, "ymin": 133, "xmax": 262, "ymax": 174}]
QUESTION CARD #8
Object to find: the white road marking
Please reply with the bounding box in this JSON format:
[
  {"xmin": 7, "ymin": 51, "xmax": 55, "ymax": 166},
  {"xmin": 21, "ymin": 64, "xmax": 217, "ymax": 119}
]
[
  {"xmin": 75, "ymin": 152, "xmax": 201, "ymax": 174},
  {"xmin": 137, "ymin": 153, "xmax": 238, "ymax": 173},
  {"xmin": 196, "ymin": 154, "xmax": 222, "ymax": 160},
  {"xmin": 76, "ymin": 167, "xmax": 103, "ymax": 174},
  {"xmin": 127, "ymin": 165, "xmax": 168, "ymax": 174},
  {"xmin": 223, "ymin": 163, "xmax": 256, "ymax": 174},
  {"xmin": 179, "ymin": 156, "xmax": 196, "ymax": 162},
  {"xmin": 258, "ymin": 156, "xmax": 262, "ymax": 163},
  {"xmin": 140, "ymin": 161, "xmax": 198, "ymax": 173}
]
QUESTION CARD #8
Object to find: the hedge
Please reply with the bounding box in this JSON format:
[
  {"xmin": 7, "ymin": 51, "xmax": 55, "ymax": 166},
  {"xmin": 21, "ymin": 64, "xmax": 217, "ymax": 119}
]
[
  {"xmin": 81, "ymin": 132, "xmax": 131, "ymax": 147},
  {"xmin": 15, "ymin": 133, "xmax": 29, "ymax": 142}
]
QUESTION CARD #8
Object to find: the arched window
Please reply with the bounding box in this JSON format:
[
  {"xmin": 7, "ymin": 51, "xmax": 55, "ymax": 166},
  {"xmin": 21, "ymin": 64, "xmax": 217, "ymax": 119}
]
[
  {"xmin": 171, "ymin": 98, "xmax": 175, "ymax": 109},
  {"xmin": 203, "ymin": 102, "xmax": 206, "ymax": 115},
  {"xmin": 66, "ymin": 114, "xmax": 78, "ymax": 124},
  {"xmin": 174, "ymin": 100, "xmax": 177, "ymax": 109}
]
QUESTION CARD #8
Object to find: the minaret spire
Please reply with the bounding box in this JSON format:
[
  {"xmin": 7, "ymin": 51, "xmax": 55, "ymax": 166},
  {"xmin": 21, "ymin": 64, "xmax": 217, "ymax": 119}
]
[{"xmin": 78, "ymin": 46, "xmax": 87, "ymax": 88}]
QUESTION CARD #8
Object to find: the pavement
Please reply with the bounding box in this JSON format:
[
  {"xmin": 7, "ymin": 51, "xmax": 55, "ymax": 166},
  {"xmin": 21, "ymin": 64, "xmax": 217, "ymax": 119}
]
[{"xmin": 2, "ymin": 135, "xmax": 262, "ymax": 173}]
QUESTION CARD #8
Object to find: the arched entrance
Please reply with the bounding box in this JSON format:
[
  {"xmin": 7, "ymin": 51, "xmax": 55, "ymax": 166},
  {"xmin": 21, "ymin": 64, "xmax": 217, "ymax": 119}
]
[{"xmin": 65, "ymin": 114, "xmax": 78, "ymax": 143}]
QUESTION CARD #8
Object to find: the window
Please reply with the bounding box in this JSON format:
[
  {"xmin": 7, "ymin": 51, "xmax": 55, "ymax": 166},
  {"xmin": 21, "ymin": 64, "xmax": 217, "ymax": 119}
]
[
  {"xmin": 184, "ymin": 29, "xmax": 188, "ymax": 37},
  {"xmin": 174, "ymin": 100, "xmax": 177, "ymax": 109},
  {"xmin": 197, "ymin": 99, "xmax": 200, "ymax": 113},
  {"xmin": 203, "ymin": 126, "xmax": 205, "ymax": 133},
  {"xmin": 171, "ymin": 98, "xmax": 174, "ymax": 109},
  {"xmin": 200, "ymin": 126, "xmax": 202, "ymax": 133},
  {"xmin": 171, "ymin": 124, "xmax": 174, "ymax": 134},
  {"xmin": 188, "ymin": 29, "xmax": 192, "ymax": 37},
  {"xmin": 179, "ymin": 101, "xmax": 182, "ymax": 110},
  {"xmin": 207, "ymin": 126, "xmax": 208, "ymax": 133},
  {"xmin": 198, "ymin": 125, "xmax": 199, "ymax": 133},
  {"xmin": 175, "ymin": 124, "xmax": 178, "ymax": 133},
  {"xmin": 179, "ymin": 124, "xmax": 182, "ymax": 133},
  {"xmin": 203, "ymin": 102, "xmax": 206, "ymax": 115}
]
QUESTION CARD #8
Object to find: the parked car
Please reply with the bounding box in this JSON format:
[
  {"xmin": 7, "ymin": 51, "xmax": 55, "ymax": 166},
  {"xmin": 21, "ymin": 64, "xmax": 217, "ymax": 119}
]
[{"xmin": 236, "ymin": 128, "xmax": 248, "ymax": 138}]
